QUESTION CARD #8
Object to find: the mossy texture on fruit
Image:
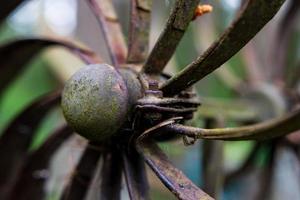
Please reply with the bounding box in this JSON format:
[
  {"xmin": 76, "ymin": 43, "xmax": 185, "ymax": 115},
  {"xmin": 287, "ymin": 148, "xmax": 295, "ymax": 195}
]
[
  {"xmin": 119, "ymin": 68, "xmax": 143, "ymax": 112},
  {"xmin": 61, "ymin": 64, "xmax": 128, "ymax": 141}
]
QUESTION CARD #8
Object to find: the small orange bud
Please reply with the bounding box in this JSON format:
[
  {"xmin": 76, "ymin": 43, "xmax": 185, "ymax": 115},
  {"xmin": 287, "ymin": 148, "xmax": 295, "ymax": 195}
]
[{"xmin": 193, "ymin": 4, "xmax": 213, "ymax": 19}]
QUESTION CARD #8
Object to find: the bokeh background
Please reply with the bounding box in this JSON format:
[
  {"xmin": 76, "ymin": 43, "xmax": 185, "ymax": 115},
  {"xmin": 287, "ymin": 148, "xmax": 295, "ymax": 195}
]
[{"xmin": 0, "ymin": 0, "xmax": 299, "ymax": 199}]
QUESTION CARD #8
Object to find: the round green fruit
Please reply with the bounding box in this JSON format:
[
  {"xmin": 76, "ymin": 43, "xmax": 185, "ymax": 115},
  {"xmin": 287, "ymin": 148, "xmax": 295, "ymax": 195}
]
[{"xmin": 61, "ymin": 64, "xmax": 129, "ymax": 141}]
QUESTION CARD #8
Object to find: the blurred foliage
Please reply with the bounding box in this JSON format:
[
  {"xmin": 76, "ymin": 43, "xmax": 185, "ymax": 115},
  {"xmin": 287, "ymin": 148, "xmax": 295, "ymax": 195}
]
[
  {"xmin": 1, "ymin": 1, "xmax": 299, "ymax": 199},
  {"xmin": 0, "ymin": 23, "xmax": 61, "ymax": 149}
]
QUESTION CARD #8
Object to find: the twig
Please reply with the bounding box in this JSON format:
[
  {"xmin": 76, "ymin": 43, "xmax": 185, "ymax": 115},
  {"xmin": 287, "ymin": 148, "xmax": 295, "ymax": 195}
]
[
  {"xmin": 0, "ymin": 91, "xmax": 60, "ymax": 200},
  {"xmin": 60, "ymin": 142, "xmax": 102, "ymax": 200},
  {"xmin": 202, "ymin": 119, "xmax": 224, "ymax": 199},
  {"xmin": 86, "ymin": 0, "xmax": 127, "ymax": 66},
  {"xmin": 8, "ymin": 126, "xmax": 73, "ymax": 200},
  {"xmin": 127, "ymin": 0, "xmax": 152, "ymax": 63},
  {"xmin": 123, "ymin": 149, "xmax": 149, "ymax": 200},
  {"xmin": 165, "ymin": 107, "xmax": 300, "ymax": 140},
  {"xmin": 142, "ymin": 0, "xmax": 199, "ymax": 74},
  {"xmin": 270, "ymin": 0, "xmax": 300, "ymax": 83},
  {"xmin": 99, "ymin": 149, "xmax": 123, "ymax": 199},
  {"xmin": 136, "ymin": 140, "xmax": 214, "ymax": 200}
]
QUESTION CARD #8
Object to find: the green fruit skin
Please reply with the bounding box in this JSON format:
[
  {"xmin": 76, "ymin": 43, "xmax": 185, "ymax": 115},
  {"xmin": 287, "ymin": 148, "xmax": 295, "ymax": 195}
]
[{"xmin": 61, "ymin": 64, "xmax": 129, "ymax": 141}]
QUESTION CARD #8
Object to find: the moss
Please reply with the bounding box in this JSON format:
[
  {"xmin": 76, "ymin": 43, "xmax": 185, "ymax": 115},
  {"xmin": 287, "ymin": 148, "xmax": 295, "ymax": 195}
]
[{"xmin": 61, "ymin": 64, "xmax": 129, "ymax": 141}]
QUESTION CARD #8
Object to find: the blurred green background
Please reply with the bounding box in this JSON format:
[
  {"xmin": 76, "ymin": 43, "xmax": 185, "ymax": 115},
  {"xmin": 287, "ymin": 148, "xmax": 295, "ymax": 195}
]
[{"xmin": 0, "ymin": 0, "xmax": 299, "ymax": 199}]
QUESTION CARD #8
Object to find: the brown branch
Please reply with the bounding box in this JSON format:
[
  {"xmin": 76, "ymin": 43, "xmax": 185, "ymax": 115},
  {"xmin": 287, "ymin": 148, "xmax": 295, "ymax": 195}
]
[
  {"xmin": 289, "ymin": 61, "xmax": 300, "ymax": 88},
  {"xmin": 242, "ymin": 42, "xmax": 266, "ymax": 85},
  {"xmin": 265, "ymin": 144, "xmax": 300, "ymax": 199},
  {"xmin": 161, "ymin": 0, "xmax": 286, "ymax": 96},
  {"xmin": 99, "ymin": 149, "xmax": 123, "ymax": 200},
  {"xmin": 87, "ymin": 0, "xmax": 127, "ymax": 66},
  {"xmin": 202, "ymin": 119, "xmax": 224, "ymax": 199},
  {"xmin": 271, "ymin": 0, "xmax": 300, "ymax": 83},
  {"xmin": 202, "ymin": 140, "xmax": 224, "ymax": 198},
  {"xmin": 256, "ymin": 142, "xmax": 276, "ymax": 200},
  {"xmin": 142, "ymin": 0, "xmax": 199, "ymax": 74},
  {"xmin": 0, "ymin": 91, "xmax": 60, "ymax": 200},
  {"xmin": 0, "ymin": 0, "xmax": 25, "ymax": 23},
  {"xmin": 0, "ymin": 38, "xmax": 101, "ymax": 95},
  {"xmin": 8, "ymin": 126, "xmax": 73, "ymax": 200},
  {"xmin": 136, "ymin": 140, "xmax": 214, "ymax": 200},
  {"xmin": 123, "ymin": 149, "xmax": 149, "ymax": 200},
  {"xmin": 127, "ymin": 0, "xmax": 152, "ymax": 64},
  {"xmin": 224, "ymin": 142, "xmax": 261, "ymax": 186},
  {"xmin": 60, "ymin": 142, "xmax": 102, "ymax": 200}
]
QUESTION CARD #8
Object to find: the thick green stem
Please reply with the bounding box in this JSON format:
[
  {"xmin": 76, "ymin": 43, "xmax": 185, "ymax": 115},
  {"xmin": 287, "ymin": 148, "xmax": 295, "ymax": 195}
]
[{"xmin": 167, "ymin": 108, "xmax": 300, "ymax": 140}]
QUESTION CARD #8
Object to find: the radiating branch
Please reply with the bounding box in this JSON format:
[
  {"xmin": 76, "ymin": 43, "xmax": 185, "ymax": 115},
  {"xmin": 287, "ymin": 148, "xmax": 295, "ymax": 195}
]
[
  {"xmin": 161, "ymin": 0, "xmax": 286, "ymax": 96},
  {"xmin": 0, "ymin": 38, "xmax": 101, "ymax": 95},
  {"xmin": 0, "ymin": 0, "xmax": 25, "ymax": 23},
  {"xmin": 242, "ymin": 42, "xmax": 266, "ymax": 85},
  {"xmin": 256, "ymin": 142, "xmax": 276, "ymax": 200},
  {"xmin": 99, "ymin": 149, "xmax": 123, "ymax": 200},
  {"xmin": 0, "ymin": 91, "xmax": 60, "ymax": 200},
  {"xmin": 142, "ymin": 0, "xmax": 199, "ymax": 74},
  {"xmin": 224, "ymin": 142, "xmax": 261, "ymax": 186},
  {"xmin": 166, "ymin": 108, "xmax": 300, "ymax": 140},
  {"xmin": 127, "ymin": 0, "xmax": 152, "ymax": 64},
  {"xmin": 123, "ymin": 149, "xmax": 149, "ymax": 200},
  {"xmin": 136, "ymin": 140, "xmax": 213, "ymax": 200},
  {"xmin": 270, "ymin": 0, "xmax": 300, "ymax": 83},
  {"xmin": 87, "ymin": 0, "xmax": 127, "ymax": 66},
  {"xmin": 265, "ymin": 144, "xmax": 300, "ymax": 199},
  {"xmin": 60, "ymin": 142, "xmax": 102, "ymax": 200},
  {"xmin": 289, "ymin": 61, "xmax": 300, "ymax": 88},
  {"xmin": 8, "ymin": 126, "xmax": 73, "ymax": 200},
  {"xmin": 202, "ymin": 119, "xmax": 224, "ymax": 199}
]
